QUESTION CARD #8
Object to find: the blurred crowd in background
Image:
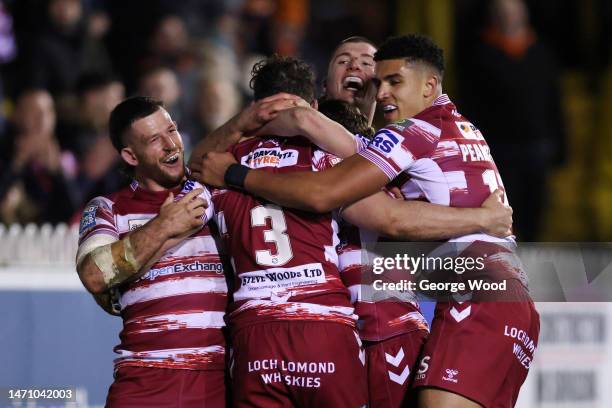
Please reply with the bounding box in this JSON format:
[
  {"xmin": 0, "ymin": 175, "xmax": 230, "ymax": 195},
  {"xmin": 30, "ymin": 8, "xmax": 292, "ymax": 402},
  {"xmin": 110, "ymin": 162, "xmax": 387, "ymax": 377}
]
[{"xmin": 0, "ymin": 0, "xmax": 610, "ymax": 241}]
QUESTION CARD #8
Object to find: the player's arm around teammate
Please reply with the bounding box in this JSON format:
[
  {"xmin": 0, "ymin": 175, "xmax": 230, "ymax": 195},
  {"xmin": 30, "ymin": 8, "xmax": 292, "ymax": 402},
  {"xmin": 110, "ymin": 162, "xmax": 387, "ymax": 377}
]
[
  {"xmin": 188, "ymin": 92, "xmax": 307, "ymax": 169},
  {"xmin": 196, "ymin": 142, "xmax": 511, "ymax": 240},
  {"xmin": 252, "ymin": 105, "xmax": 361, "ymax": 158},
  {"xmin": 341, "ymin": 189, "xmax": 511, "ymax": 240},
  {"xmin": 242, "ymin": 104, "xmax": 512, "ymax": 239}
]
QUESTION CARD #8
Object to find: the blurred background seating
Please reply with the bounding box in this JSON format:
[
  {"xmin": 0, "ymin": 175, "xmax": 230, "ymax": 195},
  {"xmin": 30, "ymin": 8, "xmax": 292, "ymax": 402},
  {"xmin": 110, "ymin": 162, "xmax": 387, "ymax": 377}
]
[{"xmin": 0, "ymin": 0, "xmax": 609, "ymax": 240}]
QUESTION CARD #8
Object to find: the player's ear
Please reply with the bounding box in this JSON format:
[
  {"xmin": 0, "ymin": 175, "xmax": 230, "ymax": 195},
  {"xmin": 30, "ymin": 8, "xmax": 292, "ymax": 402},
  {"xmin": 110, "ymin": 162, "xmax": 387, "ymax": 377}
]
[
  {"xmin": 423, "ymin": 73, "xmax": 438, "ymax": 99},
  {"xmin": 121, "ymin": 147, "xmax": 139, "ymax": 167}
]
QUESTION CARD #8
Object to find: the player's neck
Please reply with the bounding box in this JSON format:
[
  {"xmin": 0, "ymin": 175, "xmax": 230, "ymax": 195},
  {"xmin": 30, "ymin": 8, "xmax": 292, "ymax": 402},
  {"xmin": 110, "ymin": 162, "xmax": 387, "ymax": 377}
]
[
  {"xmin": 424, "ymin": 89, "xmax": 443, "ymax": 110},
  {"xmin": 133, "ymin": 174, "xmax": 183, "ymax": 192}
]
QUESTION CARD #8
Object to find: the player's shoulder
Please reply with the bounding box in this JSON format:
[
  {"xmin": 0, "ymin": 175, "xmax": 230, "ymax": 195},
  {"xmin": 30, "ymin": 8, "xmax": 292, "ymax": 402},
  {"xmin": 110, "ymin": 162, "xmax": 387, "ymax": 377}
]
[
  {"xmin": 78, "ymin": 194, "xmax": 116, "ymax": 235},
  {"xmin": 435, "ymin": 105, "xmax": 487, "ymax": 142},
  {"xmin": 371, "ymin": 116, "xmax": 437, "ymax": 145},
  {"xmin": 80, "ymin": 185, "xmax": 134, "ymax": 223},
  {"xmin": 232, "ymin": 136, "xmax": 261, "ymax": 151},
  {"xmin": 380, "ymin": 115, "xmax": 441, "ymax": 138},
  {"xmin": 84, "ymin": 193, "xmax": 116, "ymax": 213},
  {"xmin": 384, "ymin": 118, "xmax": 414, "ymax": 134}
]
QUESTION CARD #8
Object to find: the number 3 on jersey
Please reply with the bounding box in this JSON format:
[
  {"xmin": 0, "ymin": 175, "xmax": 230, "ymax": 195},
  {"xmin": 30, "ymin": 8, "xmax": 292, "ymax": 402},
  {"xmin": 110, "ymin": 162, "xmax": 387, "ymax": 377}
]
[{"xmin": 251, "ymin": 204, "xmax": 294, "ymax": 266}]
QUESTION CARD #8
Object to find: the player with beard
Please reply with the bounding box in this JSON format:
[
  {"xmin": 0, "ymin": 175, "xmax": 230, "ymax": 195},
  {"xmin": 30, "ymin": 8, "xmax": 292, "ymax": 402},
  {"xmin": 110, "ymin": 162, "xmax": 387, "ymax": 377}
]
[
  {"xmin": 198, "ymin": 35, "xmax": 538, "ymax": 408},
  {"xmin": 76, "ymin": 97, "xmax": 227, "ymax": 407}
]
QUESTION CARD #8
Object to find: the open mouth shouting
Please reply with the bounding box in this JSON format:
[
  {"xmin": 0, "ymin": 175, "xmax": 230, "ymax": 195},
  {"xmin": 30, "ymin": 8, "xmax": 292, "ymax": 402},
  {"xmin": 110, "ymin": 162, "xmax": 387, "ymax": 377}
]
[
  {"xmin": 343, "ymin": 76, "xmax": 364, "ymax": 92},
  {"xmin": 161, "ymin": 151, "xmax": 181, "ymax": 167}
]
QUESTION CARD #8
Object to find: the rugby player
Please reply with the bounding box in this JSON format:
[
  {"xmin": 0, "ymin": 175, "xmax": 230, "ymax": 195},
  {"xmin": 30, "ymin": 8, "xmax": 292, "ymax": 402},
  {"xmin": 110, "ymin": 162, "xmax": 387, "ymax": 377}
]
[
  {"xmin": 203, "ymin": 55, "xmax": 369, "ymax": 407},
  {"xmin": 322, "ymin": 36, "xmax": 378, "ymax": 125},
  {"xmin": 76, "ymin": 97, "xmax": 227, "ymax": 407},
  {"xmin": 199, "ymin": 35, "xmax": 539, "ymax": 408}
]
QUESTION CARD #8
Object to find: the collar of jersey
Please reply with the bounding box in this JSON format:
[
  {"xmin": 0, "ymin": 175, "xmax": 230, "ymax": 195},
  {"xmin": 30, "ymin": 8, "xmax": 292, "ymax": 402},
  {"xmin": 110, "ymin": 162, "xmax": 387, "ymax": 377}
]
[{"xmin": 130, "ymin": 179, "xmax": 183, "ymax": 203}]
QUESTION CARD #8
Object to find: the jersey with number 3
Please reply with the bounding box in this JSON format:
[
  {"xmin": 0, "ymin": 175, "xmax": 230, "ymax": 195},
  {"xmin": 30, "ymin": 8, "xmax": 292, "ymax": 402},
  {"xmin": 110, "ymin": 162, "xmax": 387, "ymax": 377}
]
[
  {"xmin": 211, "ymin": 137, "xmax": 355, "ymax": 332},
  {"xmin": 360, "ymin": 94, "xmax": 512, "ymax": 243}
]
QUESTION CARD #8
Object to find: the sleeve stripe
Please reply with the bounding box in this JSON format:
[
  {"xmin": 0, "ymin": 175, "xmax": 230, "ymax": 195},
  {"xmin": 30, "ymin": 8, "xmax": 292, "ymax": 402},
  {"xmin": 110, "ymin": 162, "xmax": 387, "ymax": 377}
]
[
  {"xmin": 359, "ymin": 149, "xmax": 399, "ymax": 181},
  {"xmin": 84, "ymin": 226, "xmax": 119, "ymax": 236},
  {"xmin": 95, "ymin": 218, "xmax": 116, "ymax": 229},
  {"xmin": 78, "ymin": 227, "xmax": 119, "ymax": 245}
]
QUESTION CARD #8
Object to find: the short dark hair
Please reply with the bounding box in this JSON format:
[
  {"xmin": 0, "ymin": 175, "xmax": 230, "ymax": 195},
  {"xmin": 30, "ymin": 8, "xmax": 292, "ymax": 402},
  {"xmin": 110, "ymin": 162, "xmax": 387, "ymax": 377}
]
[
  {"xmin": 250, "ymin": 55, "xmax": 316, "ymax": 103},
  {"xmin": 374, "ymin": 34, "xmax": 444, "ymax": 77},
  {"xmin": 318, "ymin": 98, "xmax": 375, "ymax": 139},
  {"xmin": 109, "ymin": 96, "xmax": 163, "ymax": 152}
]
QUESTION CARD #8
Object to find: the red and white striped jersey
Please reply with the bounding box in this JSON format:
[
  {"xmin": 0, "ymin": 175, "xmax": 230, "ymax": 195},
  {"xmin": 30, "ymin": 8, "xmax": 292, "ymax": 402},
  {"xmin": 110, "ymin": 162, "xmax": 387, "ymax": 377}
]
[
  {"xmin": 337, "ymin": 222, "xmax": 429, "ymax": 341},
  {"xmin": 359, "ymin": 94, "xmax": 514, "ymax": 244},
  {"xmin": 76, "ymin": 179, "xmax": 227, "ymax": 371},
  {"xmin": 211, "ymin": 136, "xmax": 356, "ymax": 332}
]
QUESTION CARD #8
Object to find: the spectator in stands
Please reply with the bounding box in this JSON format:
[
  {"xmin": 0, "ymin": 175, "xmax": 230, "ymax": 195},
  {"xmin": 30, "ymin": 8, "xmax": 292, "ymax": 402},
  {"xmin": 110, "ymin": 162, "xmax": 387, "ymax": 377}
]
[
  {"xmin": 0, "ymin": 0, "xmax": 16, "ymax": 133},
  {"xmin": 458, "ymin": 0, "xmax": 566, "ymax": 241},
  {"xmin": 0, "ymin": 89, "xmax": 79, "ymax": 224},
  {"xmin": 22, "ymin": 0, "xmax": 113, "ymax": 107},
  {"xmin": 138, "ymin": 66, "xmax": 197, "ymax": 151},
  {"xmin": 69, "ymin": 72, "xmax": 126, "ymax": 204},
  {"xmin": 195, "ymin": 47, "xmax": 242, "ymax": 144},
  {"xmin": 140, "ymin": 15, "xmax": 199, "ymax": 102},
  {"xmin": 138, "ymin": 15, "xmax": 205, "ymax": 142}
]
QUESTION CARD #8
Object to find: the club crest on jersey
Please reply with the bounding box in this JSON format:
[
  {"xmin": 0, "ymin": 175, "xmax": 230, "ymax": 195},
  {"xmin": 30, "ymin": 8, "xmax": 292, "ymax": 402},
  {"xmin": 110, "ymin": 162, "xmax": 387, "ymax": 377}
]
[
  {"xmin": 455, "ymin": 121, "xmax": 484, "ymax": 141},
  {"xmin": 370, "ymin": 129, "xmax": 404, "ymax": 155},
  {"xmin": 241, "ymin": 147, "xmax": 298, "ymax": 169},
  {"xmin": 79, "ymin": 204, "xmax": 98, "ymax": 234}
]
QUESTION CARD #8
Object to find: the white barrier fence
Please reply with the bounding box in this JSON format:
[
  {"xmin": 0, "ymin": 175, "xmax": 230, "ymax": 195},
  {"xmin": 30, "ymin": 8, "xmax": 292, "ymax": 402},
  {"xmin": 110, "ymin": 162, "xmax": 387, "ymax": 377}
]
[{"xmin": 0, "ymin": 223, "xmax": 79, "ymax": 267}]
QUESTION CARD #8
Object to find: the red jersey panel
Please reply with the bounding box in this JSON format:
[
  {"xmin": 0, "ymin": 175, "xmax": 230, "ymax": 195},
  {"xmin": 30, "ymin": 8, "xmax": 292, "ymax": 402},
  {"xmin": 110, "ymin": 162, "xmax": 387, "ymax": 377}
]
[
  {"xmin": 211, "ymin": 137, "xmax": 355, "ymax": 331},
  {"xmin": 77, "ymin": 180, "xmax": 227, "ymax": 370},
  {"xmin": 337, "ymin": 222, "xmax": 428, "ymax": 341}
]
